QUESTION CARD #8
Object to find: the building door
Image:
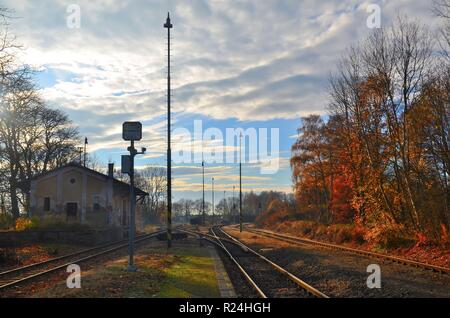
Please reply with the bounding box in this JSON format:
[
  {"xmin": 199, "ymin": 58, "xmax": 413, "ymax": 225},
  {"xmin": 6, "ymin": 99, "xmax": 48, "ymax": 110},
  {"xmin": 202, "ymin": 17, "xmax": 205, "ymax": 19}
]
[{"xmin": 66, "ymin": 202, "xmax": 78, "ymax": 220}]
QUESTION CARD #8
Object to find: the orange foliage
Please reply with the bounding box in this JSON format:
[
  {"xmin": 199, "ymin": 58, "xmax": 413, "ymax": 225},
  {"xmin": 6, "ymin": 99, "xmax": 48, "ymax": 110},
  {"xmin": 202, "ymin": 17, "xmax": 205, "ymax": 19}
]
[
  {"xmin": 256, "ymin": 199, "xmax": 294, "ymax": 227},
  {"xmin": 14, "ymin": 217, "xmax": 37, "ymax": 231},
  {"xmin": 288, "ymin": 23, "xmax": 449, "ymax": 246},
  {"xmin": 330, "ymin": 173, "xmax": 354, "ymax": 223}
]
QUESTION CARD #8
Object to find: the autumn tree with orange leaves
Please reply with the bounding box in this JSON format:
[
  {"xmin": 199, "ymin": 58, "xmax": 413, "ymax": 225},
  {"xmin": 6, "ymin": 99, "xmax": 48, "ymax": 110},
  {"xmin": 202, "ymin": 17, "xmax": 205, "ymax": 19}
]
[{"xmin": 291, "ymin": 16, "xmax": 449, "ymax": 243}]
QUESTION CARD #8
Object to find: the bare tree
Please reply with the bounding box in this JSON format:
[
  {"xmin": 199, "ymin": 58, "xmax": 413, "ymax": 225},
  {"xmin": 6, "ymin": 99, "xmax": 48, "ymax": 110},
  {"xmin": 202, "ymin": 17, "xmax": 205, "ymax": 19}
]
[
  {"xmin": 0, "ymin": 70, "xmax": 80, "ymax": 217},
  {"xmin": 327, "ymin": 14, "xmax": 447, "ymax": 235},
  {"xmin": 433, "ymin": 0, "xmax": 450, "ymax": 19},
  {"xmin": 85, "ymin": 152, "xmax": 103, "ymax": 172},
  {"xmin": 135, "ymin": 166, "xmax": 167, "ymax": 224},
  {"xmin": 433, "ymin": 0, "xmax": 450, "ymax": 59},
  {"xmin": 0, "ymin": 8, "xmax": 80, "ymax": 218},
  {"xmin": 0, "ymin": 68, "xmax": 41, "ymax": 218},
  {"xmin": 173, "ymin": 199, "xmax": 195, "ymax": 223},
  {"xmin": 0, "ymin": 8, "xmax": 20, "ymax": 80},
  {"xmin": 38, "ymin": 109, "xmax": 79, "ymax": 171}
]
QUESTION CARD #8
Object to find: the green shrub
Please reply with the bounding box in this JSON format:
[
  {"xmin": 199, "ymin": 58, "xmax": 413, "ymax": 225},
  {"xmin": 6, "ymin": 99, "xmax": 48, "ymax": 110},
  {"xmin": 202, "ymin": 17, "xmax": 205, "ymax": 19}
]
[
  {"xmin": 36, "ymin": 214, "xmax": 94, "ymax": 231},
  {"xmin": 352, "ymin": 226, "xmax": 366, "ymax": 244},
  {"xmin": 334, "ymin": 225, "xmax": 353, "ymax": 244},
  {"xmin": 301, "ymin": 225, "xmax": 313, "ymax": 235},
  {"xmin": 12, "ymin": 214, "xmax": 101, "ymax": 232},
  {"xmin": 144, "ymin": 224, "xmax": 158, "ymax": 233},
  {"xmin": 0, "ymin": 213, "xmax": 14, "ymax": 230},
  {"xmin": 314, "ymin": 224, "xmax": 327, "ymax": 237},
  {"xmin": 15, "ymin": 217, "xmax": 40, "ymax": 231},
  {"xmin": 380, "ymin": 231, "xmax": 416, "ymax": 249}
]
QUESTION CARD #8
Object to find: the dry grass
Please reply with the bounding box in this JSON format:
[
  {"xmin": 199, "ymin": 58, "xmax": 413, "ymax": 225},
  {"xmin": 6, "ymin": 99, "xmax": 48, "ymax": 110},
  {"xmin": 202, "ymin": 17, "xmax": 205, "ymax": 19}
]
[
  {"xmin": 0, "ymin": 243, "xmax": 84, "ymax": 271},
  {"xmin": 29, "ymin": 241, "xmax": 221, "ymax": 298},
  {"xmin": 225, "ymin": 227, "xmax": 296, "ymax": 250},
  {"xmin": 238, "ymin": 221, "xmax": 449, "ymax": 268}
]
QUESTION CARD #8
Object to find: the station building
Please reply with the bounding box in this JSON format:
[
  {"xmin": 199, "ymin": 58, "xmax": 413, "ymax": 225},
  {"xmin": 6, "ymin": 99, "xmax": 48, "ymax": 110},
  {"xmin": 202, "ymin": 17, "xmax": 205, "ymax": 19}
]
[{"xmin": 28, "ymin": 163, "xmax": 147, "ymax": 229}]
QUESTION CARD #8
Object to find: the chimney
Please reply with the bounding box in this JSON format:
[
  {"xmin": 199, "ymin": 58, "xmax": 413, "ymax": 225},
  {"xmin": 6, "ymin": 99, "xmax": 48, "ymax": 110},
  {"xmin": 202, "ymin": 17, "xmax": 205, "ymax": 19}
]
[{"xmin": 108, "ymin": 163, "xmax": 114, "ymax": 179}]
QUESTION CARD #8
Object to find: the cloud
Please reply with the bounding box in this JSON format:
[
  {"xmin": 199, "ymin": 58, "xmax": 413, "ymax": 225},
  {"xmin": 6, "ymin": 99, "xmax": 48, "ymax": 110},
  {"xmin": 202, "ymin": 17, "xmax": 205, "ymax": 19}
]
[
  {"xmin": 2, "ymin": 0, "xmax": 440, "ymax": 196},
  {"xmin": 8, "ymin": 0, "xmax": 440, "ymax": 123}
]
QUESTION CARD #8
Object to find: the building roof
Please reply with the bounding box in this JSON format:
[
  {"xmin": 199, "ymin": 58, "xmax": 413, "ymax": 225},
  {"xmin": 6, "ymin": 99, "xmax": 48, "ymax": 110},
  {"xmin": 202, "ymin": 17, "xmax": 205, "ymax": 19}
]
[{"xmin": 30, "ymin": 163, "xmax": 148, "ymax": 197}]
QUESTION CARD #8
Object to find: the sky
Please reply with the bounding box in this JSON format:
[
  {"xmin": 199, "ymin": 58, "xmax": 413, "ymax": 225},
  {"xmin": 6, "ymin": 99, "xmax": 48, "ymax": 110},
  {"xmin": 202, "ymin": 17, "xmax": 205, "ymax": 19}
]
[{"xmin": 2, "ymin": 0, "xmax": 441, "ymax": 201}]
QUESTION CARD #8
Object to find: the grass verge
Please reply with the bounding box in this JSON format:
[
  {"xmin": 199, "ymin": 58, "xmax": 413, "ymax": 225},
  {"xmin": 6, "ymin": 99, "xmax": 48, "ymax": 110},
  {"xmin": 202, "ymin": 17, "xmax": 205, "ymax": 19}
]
[{"xmin": 32, "ymin": 241, "xmax": 221, "ymax": 298}]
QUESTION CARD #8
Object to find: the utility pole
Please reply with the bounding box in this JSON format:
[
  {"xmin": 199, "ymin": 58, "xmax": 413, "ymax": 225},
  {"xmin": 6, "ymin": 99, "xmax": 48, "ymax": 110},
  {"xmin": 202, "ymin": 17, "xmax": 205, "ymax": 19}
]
[
  {"xmin": 212, "ymin": 177, "xmax": 215, "ymax": 225},
  {"xmin": 223, "ymin": 190, "xmax": 226, "ymax": 221},
  {"xmin": 128, "ymin": 140, "xmax": 136, "ymax": 271},
  {"xmin": 202, "ymin": 154, "xmax": 205, "ymax": 225},
  {"xmin": 232, "ymin": 185, "xmax": 236, "ymax": 224},
  {"xmin": 83, "ymin": 137, "xmax": 88, "ymax": 167},
  {"xmin": 239, "ymin": 132, "xmax": 243, "ymax": 233},
  {"xmin": 164, "ymin": 12, "xmax": 173, "ymax": 248},
  {"xmin": 126, "ymin": 140, "xmax": 146, "ymax": 271},
  {"xmin": 122, "ymin": 121, "xmax": 146, "ymax": 272}
]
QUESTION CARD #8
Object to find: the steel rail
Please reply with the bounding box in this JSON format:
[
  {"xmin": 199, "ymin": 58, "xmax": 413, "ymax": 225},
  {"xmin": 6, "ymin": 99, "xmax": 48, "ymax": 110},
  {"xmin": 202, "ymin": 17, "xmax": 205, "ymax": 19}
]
[
  {"xmin": 178, "ymin": 226, "xmax": 246, "ymax": 247},
  {"xmin": 0, "ymin": 231, "xmax": 160, "ymax": 278},
  {"xmin": 178, "ymin": 227, "xmax": 266, "ymax": 298},
  {"xmin": 244, "ymin": 227, "xmax": 450, "ymax": 275},
  {"xmin": 179, "ymin": 227, "xmax": 328, "ymax": 298},
  {"xmin": 0, "ymin": 230, "xmax": 166, "ymax": 291},
  {"xmin": 214, "ymin": 227, "xmax": 329, "ymax": 298}
]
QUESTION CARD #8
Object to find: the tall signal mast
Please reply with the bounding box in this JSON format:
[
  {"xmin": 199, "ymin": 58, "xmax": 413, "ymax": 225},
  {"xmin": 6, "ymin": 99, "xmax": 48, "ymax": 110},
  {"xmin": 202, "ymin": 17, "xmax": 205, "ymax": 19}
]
[{"xmin": 164, "ymin": 13, "xmax": 173, "ymax": 248}]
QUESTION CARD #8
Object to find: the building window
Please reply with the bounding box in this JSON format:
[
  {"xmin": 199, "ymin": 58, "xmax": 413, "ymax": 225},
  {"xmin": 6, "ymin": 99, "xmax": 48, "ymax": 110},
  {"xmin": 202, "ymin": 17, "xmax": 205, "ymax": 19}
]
[
  {"xmin": 93, "ymin": 196, "xmax": 100, "ymax": 212},
  {"xmin": 44, "ymin": 197, "xmax": 50, "ymax": 211},
  {"xmin": 70, "ymin": 178, "xmax": 76, "ymax": 184}
]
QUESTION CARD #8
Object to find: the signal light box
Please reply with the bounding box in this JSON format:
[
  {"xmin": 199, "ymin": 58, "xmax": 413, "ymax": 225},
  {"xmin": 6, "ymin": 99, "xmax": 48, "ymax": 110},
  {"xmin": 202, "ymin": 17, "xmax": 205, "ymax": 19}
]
[
  {"xmin": 122, "ymin": 122, "xmax": 142, "ymax": 141},
  {"xmin": 121, "ymin": 155, "xmax": 131, "ymax": 175}
]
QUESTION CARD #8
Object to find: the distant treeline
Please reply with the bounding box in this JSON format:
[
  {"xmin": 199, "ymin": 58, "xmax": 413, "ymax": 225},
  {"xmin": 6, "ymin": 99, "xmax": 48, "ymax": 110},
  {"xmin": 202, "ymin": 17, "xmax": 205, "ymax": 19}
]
[{"xmin": 171, "ymin": 191, "xmax": 294, "ymax": 223}]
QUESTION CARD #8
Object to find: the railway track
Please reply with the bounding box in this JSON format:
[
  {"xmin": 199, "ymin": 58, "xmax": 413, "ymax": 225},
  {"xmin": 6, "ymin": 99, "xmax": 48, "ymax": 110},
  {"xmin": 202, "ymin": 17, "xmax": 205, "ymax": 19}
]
[
  {"xmin": 0, "ymin": 230, "xmax": 166, "ymax": 292},
  {"xmin": 180, "ymin": 226, "xmax": 328, "ymax": 298},
  {"xmin": 241, "ymin": 226, "xmax": 450, "ymax": 275}
]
